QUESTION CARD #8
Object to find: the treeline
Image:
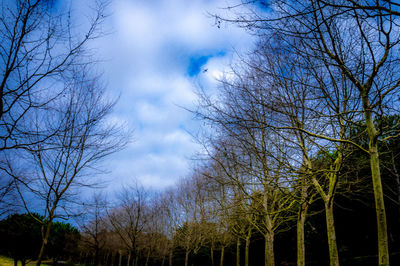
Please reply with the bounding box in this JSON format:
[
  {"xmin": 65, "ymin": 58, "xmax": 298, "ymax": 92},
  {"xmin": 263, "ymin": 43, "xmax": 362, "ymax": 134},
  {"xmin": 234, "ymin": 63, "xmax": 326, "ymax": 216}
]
[
  {"xmin": 2, "ymin": 1, "xmax": 400, "ymax": 266},
  {"xmin": 1, "ymin": 133, "xmax": 399, "ymax": 266},
  {"xmin": 75, "ymin": 133, "xmax": 400, "ymax": 266}
]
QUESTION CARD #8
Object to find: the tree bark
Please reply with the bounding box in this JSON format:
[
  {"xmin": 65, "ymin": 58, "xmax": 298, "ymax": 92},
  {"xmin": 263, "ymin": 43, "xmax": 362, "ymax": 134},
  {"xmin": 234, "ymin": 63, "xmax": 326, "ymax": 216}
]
[
  {"xmin": 264, "ymin": 231, "xmax": 274, "ymax": 266},
  {"xmin": 169, "ymin": 250, "xmax": 173, "ymax": 266},
  {"xmin": 297, "ymin": 182, "xmax": 308, "ymax": 266},
  {"xmin": 145, "ymin": 249, "xmax": 150, "ymax": 266},
  {"xmin": 36, "ymin": 220, "xmax": 54, "ymax": 266},
  {"xmin": 184, "ymin": 249, "xmax": 189, "ymax": 266},
  {"xmin": 127, "ymin": 251, "xmax": 131, "ymax": 266},
  {"xmin": 370, "ymin": 144, "xmax": 389, "ymax": 265},
  {"xmin": 297, "ymin": 206, "xmax": 306, "ymax": 266},
  {"xmin": 363, "ymin": 94, "xmax": 389, "ymax": 265},
  {"xmin": 236, "ymin": 237, "xmax": 240, "ymax": 266},
  {"xmin": 211, "ymin": 245, "xmax": 215, "ymax": 266},
  {"xmin": 245, "ymin": 231, "xmax": 251, "ymax": 266},
  {"xmin": 325, "ymin": 201, "xmax": 339, "ymax": 266},
  {"xmin": 220, "ymin": 246, "xmax": 225, "ymax": 266}
]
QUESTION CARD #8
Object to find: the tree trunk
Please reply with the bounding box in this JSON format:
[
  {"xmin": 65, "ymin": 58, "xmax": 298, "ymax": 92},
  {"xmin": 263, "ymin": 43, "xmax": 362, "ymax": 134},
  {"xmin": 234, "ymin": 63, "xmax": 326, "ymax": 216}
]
[
  {"xmin": 145, "ymin": 249, "xmax": 150, "ymax": 266},
  {"xmin": 14, "ymin": 258, "xmax": 17, "ymax": 266},
  {"xmin": 245, "ymin": 229, "xmax": 251, "ymax": 266},
  {"xmin": 36, "ymin": 220, "xmax": 54, "ymax": 266},
  {"xmin": 264, "ymin": 231, "xmax": 274, "ymax": 266},
  {"xmin": 127, "ymin": 251, "xmax": 131, "ymax": 266},
  {"xmin": 370, "ymin": 143, "xmax": 389, "ymax": 265},
  {"xmin": 169, "ymin": 250, "xmax": 173, "ymax": 266},
  {"xmin": 184, "ymin": 249, "xmax": 189, "ymax": 266},
  {"xmin": 363, "ymin": 93, "xmax": 389, "ymax": 265},
  {"xmin": 211, "ymin": 245, "xmax": 215, "ymax": 266},
  {"xmin": 220, "ymin": 246, "xmax": 225, "ymax": 266},
  {"xmin": 297, "ymin": 197, "xmax": 308, "ymax": 266},
  {"xmin": 325, "ymin": 201, "xmax": 339, "ymax": 266},
  {"xmin": 118, "ymin": 251, "xmax": 122, "ymax": 266},
  {"xmin": 236, "ymin": 238, "xmax": 240, "ymax": 266},
  {"xmin": 161, "ymin": 255, "xmax": 165, "ymax": 266}
]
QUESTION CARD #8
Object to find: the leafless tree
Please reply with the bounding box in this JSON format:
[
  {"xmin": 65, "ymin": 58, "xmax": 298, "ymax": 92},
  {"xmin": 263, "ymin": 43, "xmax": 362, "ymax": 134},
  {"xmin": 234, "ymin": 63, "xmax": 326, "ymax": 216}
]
[
  {"xmin": 78, "ymin": 192, "xmax": 109, "ymax": 266},
  {"xmin": 0, "ymin": 0, "xmax": 108, "ymax": 150},
  {"xmin": 0, "ymin": 0, "xmax": 110, "ymax": 216},
  {"xmin": 0, "ymin": 69, "xmax": 127, "ymax": 265},
  {"xmin": 215, "ymin": 1, "xmax": 400, "ymax": 264},
  {"xmin": 174, "ymin": 174, "xmax": 211, "ymax": 266},
  {"xmin": 195, "ymin": 79, "xmax": 297, "ymax": 266},
  {"xmin": 107, "ymin": 183, "xmax": 150, "ymax": 266}
]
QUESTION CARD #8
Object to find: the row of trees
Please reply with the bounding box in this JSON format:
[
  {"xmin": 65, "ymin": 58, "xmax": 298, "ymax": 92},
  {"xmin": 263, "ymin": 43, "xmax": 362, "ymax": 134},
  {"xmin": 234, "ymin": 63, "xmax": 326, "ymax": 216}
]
[
  {"xmin": 2, "ymin": 1, "xmax": 400, "ymax": 266},
  {"xmin": 2, "ymin": 136, "xmax": 400, "ymax": 266},
  {"xmin": 201, "ymin": 0, "xmax": 400, "ymax": 265},
  {"xmin": 74, "ymin": 128, "xmax": 400, "ymax": 266}
]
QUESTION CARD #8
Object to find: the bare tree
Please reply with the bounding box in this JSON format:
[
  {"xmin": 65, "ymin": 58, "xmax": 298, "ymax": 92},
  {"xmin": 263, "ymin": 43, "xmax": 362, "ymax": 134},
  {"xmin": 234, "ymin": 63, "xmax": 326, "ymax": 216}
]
[
  {"xmin": 108, "ymin": 183, "xmax": 150, "ymax": 266},
  {"xmin": 215, "ymin": 1, "xmax": 400, "ymax": 264},
  {"xmin": 174, "ymin": 175, "xmax": 211, "ymax": 266},
  {"xmin": 0, "ymin": 0, "xmax": 110, "ymax": 217},
  {"xmin": 78, "ymin": 192, "xmax": 109, "ymax": 266},
  {"xmin": 195, "ymin": 82, "xmax": 296, "ymax": 266},
  {"xmin": 0, "ymin": 69, "xmax": 127, "ymax": 265},
  {"xmin": 0, "ymin": 0, "xmax": 108, "ymax": 149}
]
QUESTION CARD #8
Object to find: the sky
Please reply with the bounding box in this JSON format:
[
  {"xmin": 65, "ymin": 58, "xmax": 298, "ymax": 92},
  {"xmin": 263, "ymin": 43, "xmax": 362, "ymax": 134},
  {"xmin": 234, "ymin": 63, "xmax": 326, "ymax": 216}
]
[{"xmin": 80, "ymin": 0, "xmax": 255, "ymax": 191}]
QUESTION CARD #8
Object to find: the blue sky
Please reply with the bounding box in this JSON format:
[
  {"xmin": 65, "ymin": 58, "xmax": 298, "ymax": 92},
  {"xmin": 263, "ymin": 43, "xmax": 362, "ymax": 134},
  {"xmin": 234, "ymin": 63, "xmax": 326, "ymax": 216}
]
[{"xmin": 79, "ymin": 0, "xmax": 254, "ymax": 191}]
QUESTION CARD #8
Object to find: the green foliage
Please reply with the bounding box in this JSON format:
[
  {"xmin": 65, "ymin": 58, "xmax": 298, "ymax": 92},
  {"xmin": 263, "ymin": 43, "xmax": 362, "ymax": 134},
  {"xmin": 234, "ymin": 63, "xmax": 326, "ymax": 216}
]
[
  {"xmin": 47, "ymin": 221, "xmax": 81, "ymax": 262},
  {"xmin": 0, "ymin": 213, "xmax": 81, "ymax": 264},
  {"xmin": 0, "ymin": 213, "xmax": 42, "ymax": 263}
]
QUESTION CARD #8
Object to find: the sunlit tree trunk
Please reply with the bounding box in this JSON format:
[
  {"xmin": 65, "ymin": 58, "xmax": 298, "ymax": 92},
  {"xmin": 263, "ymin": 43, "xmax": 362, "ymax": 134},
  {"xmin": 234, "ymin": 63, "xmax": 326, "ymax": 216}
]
[
  {"xmin": 297, "ymin": 174, "xmax": 309, "ymax": 266},
  {"xmin": 362, "ymin": 94, "xmax": 389, "ymax": 265},
  {"xmin": 245, "ymin": 230, "xmax": 251, "ymax": 266},
  {"xmin": 325, "ymin": 200, "xmax": 339, "ymax": 266},
  {"xmin": 264, "ymin": 231, "xmax": 275, "ymax": 266},
  {"xmin": 236, "ymin": 237, "xmax": 240, "ymax": 266},
  {"xmin": 220, "ymin": 246, "xmax": 225, "ymax": 266},
  {"xmin": 297, "ymin": 202, "xmax": 307, "ymax": 266}
]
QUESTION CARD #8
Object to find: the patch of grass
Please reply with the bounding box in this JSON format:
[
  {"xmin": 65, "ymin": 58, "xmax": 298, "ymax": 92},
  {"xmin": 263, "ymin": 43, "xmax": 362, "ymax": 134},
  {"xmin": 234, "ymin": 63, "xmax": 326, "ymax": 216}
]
[
  {"xmin": 0, "ymin": 255, "xmax": 14, "ymax": 265},
  {"xmin": 0, "ymin": 256, "xmax": 51, "ymax": 266}
]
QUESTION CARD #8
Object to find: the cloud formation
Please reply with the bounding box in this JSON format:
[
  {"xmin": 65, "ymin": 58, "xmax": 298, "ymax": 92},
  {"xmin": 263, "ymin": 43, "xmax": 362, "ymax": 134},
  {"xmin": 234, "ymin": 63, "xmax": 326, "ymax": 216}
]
[{"xmin": 93, "ymin": 0, "xmax": 253, "ymax": 190}]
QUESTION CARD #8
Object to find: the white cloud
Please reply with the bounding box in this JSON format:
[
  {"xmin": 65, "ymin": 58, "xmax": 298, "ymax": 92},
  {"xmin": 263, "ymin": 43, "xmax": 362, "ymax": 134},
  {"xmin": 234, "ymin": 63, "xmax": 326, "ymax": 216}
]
[{"xmin": 90, "ymin": 0, "xmax": 254, "ymax": 191}]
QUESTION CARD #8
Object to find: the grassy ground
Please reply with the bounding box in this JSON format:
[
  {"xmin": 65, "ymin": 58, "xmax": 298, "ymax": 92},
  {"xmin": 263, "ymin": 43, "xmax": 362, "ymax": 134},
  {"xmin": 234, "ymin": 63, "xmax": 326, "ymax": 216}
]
[{"xmin": 0, "ymin": 256, "xmax": 51, "ymax": 266}]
